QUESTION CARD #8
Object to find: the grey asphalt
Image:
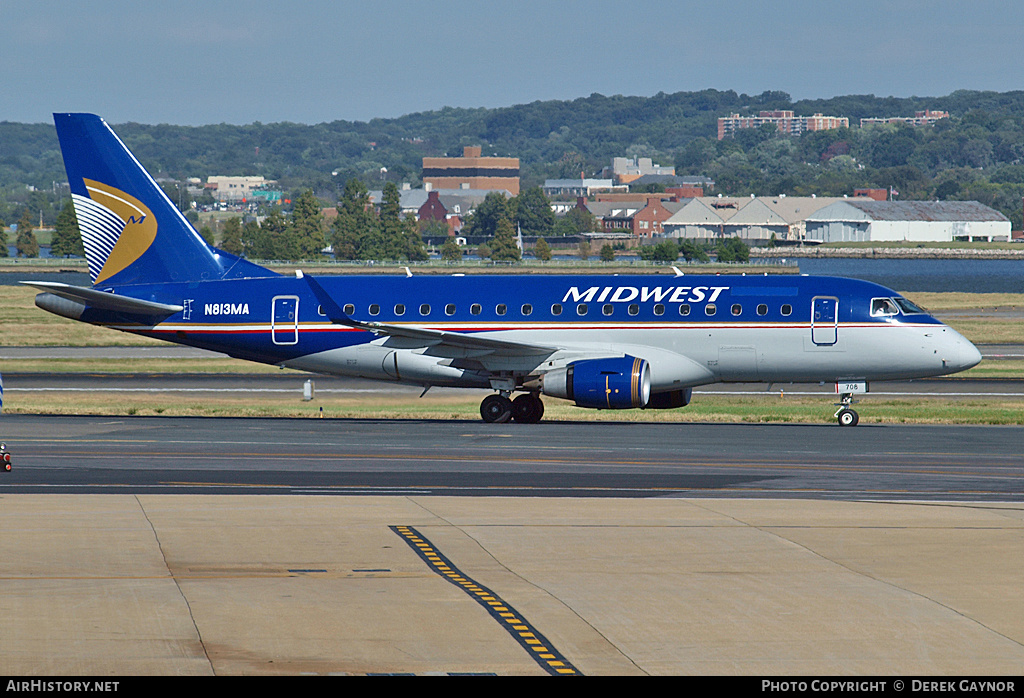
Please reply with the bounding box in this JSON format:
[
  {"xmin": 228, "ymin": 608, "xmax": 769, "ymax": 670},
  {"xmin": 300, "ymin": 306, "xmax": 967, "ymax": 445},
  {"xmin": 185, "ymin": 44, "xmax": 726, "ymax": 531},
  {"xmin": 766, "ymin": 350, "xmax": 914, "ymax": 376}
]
[
  {"xmin": 2, "ymin": 415, "xmax": 1024, "ymax": 675},
  {"xmin": 3, "ymin": 414, "xmax": 1023, "ymax": 501}
]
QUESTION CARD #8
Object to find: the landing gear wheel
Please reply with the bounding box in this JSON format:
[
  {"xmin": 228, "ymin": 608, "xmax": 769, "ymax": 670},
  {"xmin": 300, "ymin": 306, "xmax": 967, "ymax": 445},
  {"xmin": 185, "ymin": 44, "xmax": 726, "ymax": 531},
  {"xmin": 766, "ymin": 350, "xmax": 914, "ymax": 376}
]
[
  {"xmin": 837, "ymin": 408, "xmax": 859, "ymax": 427},
  {"xmin": 511, "ymin": 394, "xmax": 545, "ymax": 423},
  {"xmin": 480, "ymin": 394, "xmax": 513, "ymax": 423},
  {"xmin": 834, "ymin": 392, "xmax": 861, "ymax": 427}
]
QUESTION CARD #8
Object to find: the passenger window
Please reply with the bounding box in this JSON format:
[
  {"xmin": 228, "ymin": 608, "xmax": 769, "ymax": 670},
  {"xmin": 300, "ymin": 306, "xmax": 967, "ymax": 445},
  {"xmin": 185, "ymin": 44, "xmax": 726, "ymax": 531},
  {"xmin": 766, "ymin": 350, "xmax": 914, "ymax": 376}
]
[
  {"xmin": 781, "ymin": 304, "xmax": 792, "ymax": 316},
  {"xmin": 470, "ymin": 303, "xmax": 482, "ymax": 315},
  {"xmin": 343, "ymin": 304, "xmax": 355, "ymax": 315},
  {"xmin": 705, "ymin": 303, "xmax": 717, "ymax": 316},
  {"xmin": 872, "ymin": 297, "xmax": 900, "ymax": 317},
  {"xmin": 551, "ymin": 303, "xmax": 562, "ymax": 316},
  {"xmin": 521, "ymin": 304, "xmax": 532, "ymax": 316},
  {"xmin": 628, "ymin": 304, "xmax": 639, "ymax": 316},
  {"xmin": 679, "ymin": 304, "xmax": 690, "ymax": 316},
  {"xmin": 602, "ymin": 304, "xmax": 614, "ymax": 316},
  {"xmin": 496, "ymin": 304, "xmax": 507, "ymax": 316},
  {"xmin": 394, "ymin": 303, "xmax": 406, "ymax": 316},
  {"xmin": 731, "ymin": 304, "xmax": 742, "ymax": 316},
  {"xmin": 445, "ymin": 303, "xmax": 456, "ymax": 316},
  {"xmin": 653, "ymin": 304, "xmax": 665, "ymax": 316},
  {"xmin": 369, "ymin": 304, "xmax": 380, "ymax": 316},
  {"xmin": 577, "ymin": 304, "xmax": 588, "ymax": 316},
  {"xmin": 756, "ymin": 304, "xmax": 768, "ymax": 316},
  {"xmin": 419, "ymin": 304, "xmax": 430, "ymax": 316}
]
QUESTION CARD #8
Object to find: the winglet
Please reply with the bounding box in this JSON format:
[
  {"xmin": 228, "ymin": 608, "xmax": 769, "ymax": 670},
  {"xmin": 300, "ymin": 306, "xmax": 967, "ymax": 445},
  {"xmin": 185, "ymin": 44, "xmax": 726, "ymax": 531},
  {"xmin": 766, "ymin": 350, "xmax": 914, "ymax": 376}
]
[
  {"xmin": 303, "ymin": 274, "xmax": 352, "ymax": 325},
  {"xmin": 672, "ymin": 266, "xmax": 685, "ymax": 277}
]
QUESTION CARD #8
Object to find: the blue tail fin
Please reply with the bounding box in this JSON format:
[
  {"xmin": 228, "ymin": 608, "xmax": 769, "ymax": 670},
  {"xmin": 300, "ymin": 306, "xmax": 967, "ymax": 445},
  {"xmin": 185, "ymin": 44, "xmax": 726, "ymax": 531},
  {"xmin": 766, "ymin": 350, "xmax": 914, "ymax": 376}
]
[{"xmin": 53, "ymin": 113, "xmax": 275, "ymax": 286}]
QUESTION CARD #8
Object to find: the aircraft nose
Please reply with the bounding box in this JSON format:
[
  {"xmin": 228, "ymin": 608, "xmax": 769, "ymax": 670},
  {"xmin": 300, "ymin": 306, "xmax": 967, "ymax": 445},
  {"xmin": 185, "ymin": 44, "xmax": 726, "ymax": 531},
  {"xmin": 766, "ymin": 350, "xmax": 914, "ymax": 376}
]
[
  {"xmin": 959, "ymin": 338, "xmax": 983, "ymax": 371},
  {"xmin": 942, "ymin": 327, "xmax": 982, "ymax": 373}
]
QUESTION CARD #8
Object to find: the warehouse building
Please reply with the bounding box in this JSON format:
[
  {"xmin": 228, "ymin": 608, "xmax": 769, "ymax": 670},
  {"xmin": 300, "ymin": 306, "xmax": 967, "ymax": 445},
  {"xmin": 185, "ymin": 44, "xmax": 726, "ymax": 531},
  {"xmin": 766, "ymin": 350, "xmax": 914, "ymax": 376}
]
[
  {"xmin": 805, "ymin": 200, "xmax": 1011, "ymax": 243},
  {"xmin": 662, "ymin": 196, "xmax": 849, "ymax": 241}
]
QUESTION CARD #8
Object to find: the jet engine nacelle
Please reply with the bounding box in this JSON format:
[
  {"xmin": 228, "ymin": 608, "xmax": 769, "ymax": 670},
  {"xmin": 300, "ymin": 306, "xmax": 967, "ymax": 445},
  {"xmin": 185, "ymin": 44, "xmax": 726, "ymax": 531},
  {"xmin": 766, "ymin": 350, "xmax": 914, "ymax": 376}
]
[
  {"xmin": 541, "ymin": 355, "xmax": 651, "ymax": 409},
  {"xmin": 646, "ymin": 388, "xmax": 692, "ymax": 409}
]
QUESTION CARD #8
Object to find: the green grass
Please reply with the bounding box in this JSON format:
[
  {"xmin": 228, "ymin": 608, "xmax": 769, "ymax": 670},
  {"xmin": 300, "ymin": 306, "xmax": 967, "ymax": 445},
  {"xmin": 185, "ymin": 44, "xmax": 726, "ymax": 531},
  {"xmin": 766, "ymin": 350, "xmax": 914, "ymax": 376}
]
[
  {"xmin": 902, "ymin": 292, "xmax": 1024, "ymax": 311},
  {"xmin": 0, "ymin": 286, "xmax": 162, "ymax": 346},
  {"xmin": 3, "ymin": 391, "xmax": 1022, "ymax": 425},
  {"xmin": 0, "ymin": 358, "xmax": 294, "ymax": 374},
  {"xmin": 4, "ymin": 356, "xmax": 1024, "ymax": 379}
]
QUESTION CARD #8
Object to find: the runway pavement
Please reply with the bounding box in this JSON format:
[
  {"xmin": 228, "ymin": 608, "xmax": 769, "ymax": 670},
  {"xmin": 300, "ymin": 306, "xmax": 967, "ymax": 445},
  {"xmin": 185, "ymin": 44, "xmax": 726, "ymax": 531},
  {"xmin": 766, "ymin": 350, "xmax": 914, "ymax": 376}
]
[
  {"xmin": 2, "ymin": 357, "xmax": 1024, "ymax": 675},
  {"xmin": 2, "ymin": 415, "xmax": 1023, "ymax": 500}
]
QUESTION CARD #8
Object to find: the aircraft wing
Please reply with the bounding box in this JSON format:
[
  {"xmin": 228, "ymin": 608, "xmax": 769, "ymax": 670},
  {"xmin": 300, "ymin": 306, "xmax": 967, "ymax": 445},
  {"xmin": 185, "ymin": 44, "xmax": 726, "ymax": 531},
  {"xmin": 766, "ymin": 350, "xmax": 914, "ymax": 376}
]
[{"xmin": 304, "ymin": 274, "xmax": 555, "ymax": 357}]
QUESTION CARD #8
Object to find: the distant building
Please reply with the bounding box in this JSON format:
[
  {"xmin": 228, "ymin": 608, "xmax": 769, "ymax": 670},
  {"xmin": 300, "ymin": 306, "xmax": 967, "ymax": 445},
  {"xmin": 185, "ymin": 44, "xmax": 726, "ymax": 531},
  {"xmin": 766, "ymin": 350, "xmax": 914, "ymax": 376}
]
[
  {"xmin": 417, "ymin": 190, "xmax": 448, "ymax": 223},
  {"xmin": 854, "ymin": 188, "xmax": 889, "ymax": 202},
  {"xmin": 542, "ymin": 178, "xmax": 625, "ymax": 198},
  {"xmin": 367, "ymin": 185, "xmax": 512, "ymax": 235},
  {"xmin": 860, "ymin": 110, "xmax": 950, "ymax": 128},
  {"xmin": 422, "ymin": 146, "xmax": 520, "ymax": 196},
  {"xmin": 580, "ymin": 198, "xmax": 686, "ymax": 238},
  {"xmin": 663, "ymin": 196, "xmax": 858, "ymax": 242},
  {"xmin": 627, "ymin": 173, "xmax": 715, "ymax": 194},
  {"xmin": 805, "ymin": 200, "xmax": 1010, "ymax": 243},
  {"xmin": 717, "ymin": 111, "xmax": 849, "ymax": 140},
  {"xmin": 206, "ymin": 176, "xmax": 272, "ymax": 203},
  {"xmin": 602, "ymin": 157, "xmax": 675, "ymax": 184}
]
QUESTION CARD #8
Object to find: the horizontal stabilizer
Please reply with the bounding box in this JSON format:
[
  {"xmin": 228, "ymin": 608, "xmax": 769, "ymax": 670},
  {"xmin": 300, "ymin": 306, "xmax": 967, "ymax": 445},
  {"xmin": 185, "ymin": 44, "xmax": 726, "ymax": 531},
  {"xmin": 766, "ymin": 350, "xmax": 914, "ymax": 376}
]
[{"xmin": 21, "ymin": 281, "xmax": 183, "ymax": 315}]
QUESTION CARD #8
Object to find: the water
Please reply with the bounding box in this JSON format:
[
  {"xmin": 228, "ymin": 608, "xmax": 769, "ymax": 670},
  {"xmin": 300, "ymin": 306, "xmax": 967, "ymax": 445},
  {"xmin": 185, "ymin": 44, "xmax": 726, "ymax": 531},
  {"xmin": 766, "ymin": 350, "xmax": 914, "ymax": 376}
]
[
  {"xmin": 783, "ymin": 258, "xmax": 1024, "ymax": 294},
  {"xmin": 3, "ymin": 270, "xmax": 90, "ymax": 286}
]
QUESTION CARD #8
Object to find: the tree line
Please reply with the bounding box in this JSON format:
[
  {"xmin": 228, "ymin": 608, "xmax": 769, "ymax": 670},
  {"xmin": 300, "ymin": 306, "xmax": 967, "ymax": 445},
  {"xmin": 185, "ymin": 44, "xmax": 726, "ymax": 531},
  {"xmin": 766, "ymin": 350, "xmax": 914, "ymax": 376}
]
[
  {"xmin": 7, "ymin": 89, "xmax": 1024, "ymax": 227},
  {"xmin": 8, "ymin": 88, "xmax": 1024, "ymax": 254}
]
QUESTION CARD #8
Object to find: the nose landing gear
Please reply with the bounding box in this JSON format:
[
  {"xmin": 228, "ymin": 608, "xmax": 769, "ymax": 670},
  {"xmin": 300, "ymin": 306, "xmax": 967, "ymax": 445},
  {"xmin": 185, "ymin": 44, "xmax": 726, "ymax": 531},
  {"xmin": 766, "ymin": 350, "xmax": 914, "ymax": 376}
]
[{"xmin": 834, "ymin": 393, "xmax": 859, "ymax": 427}]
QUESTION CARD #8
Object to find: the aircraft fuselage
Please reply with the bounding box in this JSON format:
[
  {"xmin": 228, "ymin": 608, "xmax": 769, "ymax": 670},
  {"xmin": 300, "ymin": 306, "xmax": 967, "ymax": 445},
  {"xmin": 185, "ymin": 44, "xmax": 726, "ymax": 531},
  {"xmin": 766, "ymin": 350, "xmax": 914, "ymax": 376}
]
[{"xmin": 43, "ymin": 272, "xmax": 980, "ymax": 394}]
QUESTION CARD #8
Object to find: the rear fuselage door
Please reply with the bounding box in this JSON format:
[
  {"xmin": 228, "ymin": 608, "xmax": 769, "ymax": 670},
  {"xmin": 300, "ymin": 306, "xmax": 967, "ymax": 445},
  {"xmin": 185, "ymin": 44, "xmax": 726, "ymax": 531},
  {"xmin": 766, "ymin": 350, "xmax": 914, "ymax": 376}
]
[
  {"xmin": 272, "ymin": 295, "xmax": 300, "ymax": 345},
  {"xmin": 811, "ymin": 296, "xmax": 838, "ymax": 346}
]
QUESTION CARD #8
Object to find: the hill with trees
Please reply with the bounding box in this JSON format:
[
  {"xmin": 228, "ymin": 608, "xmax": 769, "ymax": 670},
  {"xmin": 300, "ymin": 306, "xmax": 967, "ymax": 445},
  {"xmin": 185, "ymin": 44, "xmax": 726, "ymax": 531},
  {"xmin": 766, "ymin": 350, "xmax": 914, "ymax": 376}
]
[{"xmin": 4, "ymin": 89, "xmax": 1024, "ymax": 230}]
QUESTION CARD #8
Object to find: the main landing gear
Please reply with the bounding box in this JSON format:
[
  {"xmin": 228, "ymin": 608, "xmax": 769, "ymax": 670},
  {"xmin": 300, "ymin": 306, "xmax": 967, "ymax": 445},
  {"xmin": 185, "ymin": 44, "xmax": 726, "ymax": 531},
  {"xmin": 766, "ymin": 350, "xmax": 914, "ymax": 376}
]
[
  {"xmin": 480, "ymin": 393, "xmax": 545, "ymax": 424},
  {"xmin": 834, "ymin": 393, "xmax": 859, "ymax": 427},
  {"xmin": 1, "ymin": 442, "xmax": 10, "ymax": 471}
]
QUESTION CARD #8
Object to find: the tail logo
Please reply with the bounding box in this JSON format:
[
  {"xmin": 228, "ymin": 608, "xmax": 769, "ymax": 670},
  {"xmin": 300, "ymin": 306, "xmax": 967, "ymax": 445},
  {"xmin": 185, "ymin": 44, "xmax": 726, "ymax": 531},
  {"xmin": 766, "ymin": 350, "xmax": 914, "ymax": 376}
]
[{"xmin": 72, "ymin": 179, "xmax": 157, "ymax": 284}]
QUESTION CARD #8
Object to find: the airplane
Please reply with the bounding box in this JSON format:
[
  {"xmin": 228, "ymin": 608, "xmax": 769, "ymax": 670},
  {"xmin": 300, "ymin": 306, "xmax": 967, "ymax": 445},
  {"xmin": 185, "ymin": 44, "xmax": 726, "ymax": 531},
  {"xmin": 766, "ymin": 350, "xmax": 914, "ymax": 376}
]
[{"xmin": 25, "ymin": 113, "xmax": 983, "ymax": 426}]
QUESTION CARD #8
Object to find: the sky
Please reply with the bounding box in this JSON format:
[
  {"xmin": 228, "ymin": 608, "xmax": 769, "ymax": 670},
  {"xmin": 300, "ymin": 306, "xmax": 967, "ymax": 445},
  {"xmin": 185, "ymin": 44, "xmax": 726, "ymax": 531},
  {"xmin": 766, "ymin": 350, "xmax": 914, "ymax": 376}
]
[{"xmin": 3, "ymin": 0, "xmax": 1023, "ymax": 126}]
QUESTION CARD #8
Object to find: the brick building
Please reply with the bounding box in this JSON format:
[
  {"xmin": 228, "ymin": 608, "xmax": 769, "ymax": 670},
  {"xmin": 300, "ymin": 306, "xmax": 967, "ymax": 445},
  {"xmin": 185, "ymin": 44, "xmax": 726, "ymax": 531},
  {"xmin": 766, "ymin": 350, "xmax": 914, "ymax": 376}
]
[{"xmin": 422, "ymin": 146, "xmax": 520, "ymax": 195}]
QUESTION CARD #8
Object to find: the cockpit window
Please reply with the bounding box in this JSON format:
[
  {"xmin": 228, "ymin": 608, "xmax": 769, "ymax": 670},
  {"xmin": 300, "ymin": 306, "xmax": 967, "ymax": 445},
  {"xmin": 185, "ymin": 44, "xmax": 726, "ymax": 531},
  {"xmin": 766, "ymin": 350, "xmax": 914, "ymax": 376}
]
[
  {"xmin": 871, "ymin": 297, "xmax": 899, "ymax": 317},
  {"xmin": 893, "ymin": 297, "xmax": 925, "ymax": 314}
]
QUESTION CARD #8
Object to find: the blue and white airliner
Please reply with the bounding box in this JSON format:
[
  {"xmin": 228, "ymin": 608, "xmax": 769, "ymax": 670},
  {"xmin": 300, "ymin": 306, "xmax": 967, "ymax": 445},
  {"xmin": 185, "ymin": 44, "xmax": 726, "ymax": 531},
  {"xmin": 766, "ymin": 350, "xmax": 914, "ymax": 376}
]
[{"xmin": 26, "ymin": 113, "xmax": 983, "ymax": 426}]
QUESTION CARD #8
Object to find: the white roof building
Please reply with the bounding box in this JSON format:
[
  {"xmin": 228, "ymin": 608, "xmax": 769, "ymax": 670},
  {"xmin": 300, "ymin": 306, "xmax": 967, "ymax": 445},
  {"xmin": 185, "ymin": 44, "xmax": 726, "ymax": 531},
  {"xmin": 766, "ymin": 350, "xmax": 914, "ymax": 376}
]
[
  {"xmin": 805, "ymin": 201, "xmax": 1011, "ymax": 243},
  {"xmin": 663, "ymin": 196, "xmax": 849, "ymax": 241}
]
